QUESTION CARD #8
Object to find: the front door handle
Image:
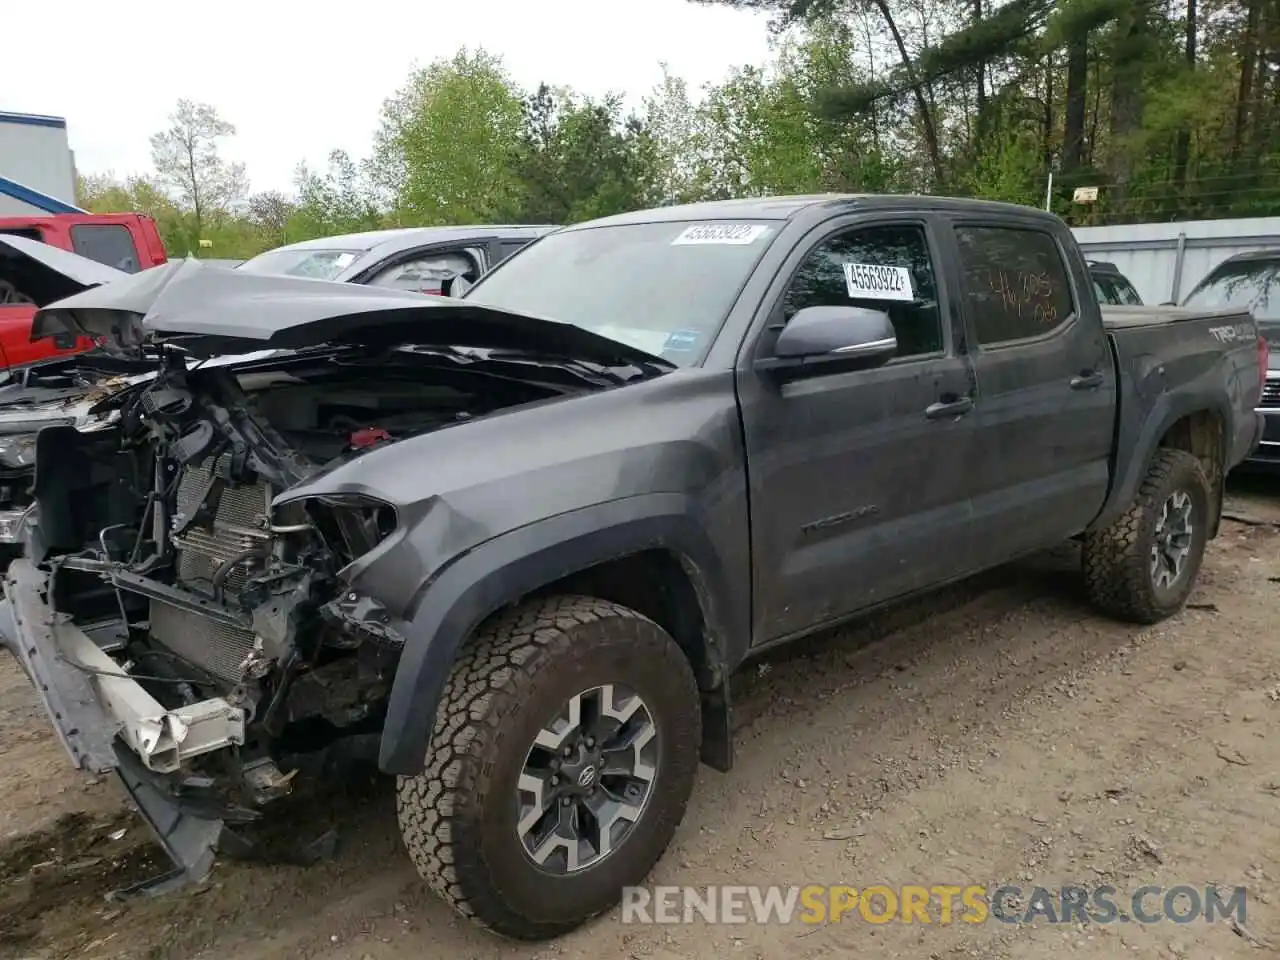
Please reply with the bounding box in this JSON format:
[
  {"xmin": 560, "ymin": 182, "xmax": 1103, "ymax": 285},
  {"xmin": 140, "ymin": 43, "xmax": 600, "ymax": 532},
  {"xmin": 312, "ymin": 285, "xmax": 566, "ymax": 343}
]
[
  {"xmin": 1070, "ymin": 370, "xmax": 1104, "ymax": 390},
  {"xmin": 925, "ymin": 396, "xmax": 974, "ymax": 420}
]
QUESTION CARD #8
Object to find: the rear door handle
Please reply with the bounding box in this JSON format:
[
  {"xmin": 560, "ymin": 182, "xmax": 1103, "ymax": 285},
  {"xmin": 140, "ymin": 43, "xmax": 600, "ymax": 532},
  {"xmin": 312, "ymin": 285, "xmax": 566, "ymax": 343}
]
[
  {"xmin": 1070, "ymin": 370, "xmax": 1104, "ymax": 390},
  {"xmin": 925, "ymin": 397, "xmax": 974, "ymax": 420}
]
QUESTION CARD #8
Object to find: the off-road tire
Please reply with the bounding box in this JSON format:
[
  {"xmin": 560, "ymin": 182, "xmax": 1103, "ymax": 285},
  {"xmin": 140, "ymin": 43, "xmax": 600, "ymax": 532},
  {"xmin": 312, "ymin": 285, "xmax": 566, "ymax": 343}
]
[
  {"xmin": 1081, "ymin": 448, "xmax": 1212, "ymax": 624},
  {"xmin": 396, "ymin": 595, "xmax": 702, "ymax": 940}
]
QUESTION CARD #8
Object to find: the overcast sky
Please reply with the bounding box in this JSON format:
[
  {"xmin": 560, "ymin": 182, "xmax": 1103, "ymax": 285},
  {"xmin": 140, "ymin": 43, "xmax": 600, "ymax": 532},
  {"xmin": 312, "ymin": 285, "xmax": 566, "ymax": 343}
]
[{"xmin": 3, "ymin": 0, "xmax": 775, "ymax": 196}]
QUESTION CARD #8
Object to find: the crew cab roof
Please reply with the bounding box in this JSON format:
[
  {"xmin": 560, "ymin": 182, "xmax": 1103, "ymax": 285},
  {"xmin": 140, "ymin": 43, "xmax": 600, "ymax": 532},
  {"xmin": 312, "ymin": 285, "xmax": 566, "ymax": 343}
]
[{"xmin": 563, "ymin": 193, "xmax": 1069, "ymax": 230}]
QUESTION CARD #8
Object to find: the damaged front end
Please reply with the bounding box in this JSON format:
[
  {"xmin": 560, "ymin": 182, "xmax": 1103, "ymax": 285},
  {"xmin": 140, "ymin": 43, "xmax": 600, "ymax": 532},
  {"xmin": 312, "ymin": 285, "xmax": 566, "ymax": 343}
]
[
  {"xmin": 0, "ymin": 346, "xmax": 544, "ymax": 895},
  {"xmin": 0, "ymin": 260, "xmax": 669, "ymax": 897}
]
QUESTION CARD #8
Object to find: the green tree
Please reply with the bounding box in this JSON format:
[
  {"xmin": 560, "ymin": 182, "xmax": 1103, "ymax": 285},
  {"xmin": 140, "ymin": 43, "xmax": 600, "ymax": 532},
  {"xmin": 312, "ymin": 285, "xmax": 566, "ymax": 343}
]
[
  {"xmin": 78, "ymin": 10, "xmax": 1280, "ymax": 246},
  {"xmin": 685, "ymin": 26, "xmax": 907, "ymax": 197},
  {"xmin": 370, "ymin": 48, "xmax": 527, "ymax": 224},
  {"xmin": 246, "ymin": 190, "xmax": 295, "ymax": 249},
  {"xmin": 692, "ymin": 0, "xmax": 947, "ymax": 185},
  {"xmin": 515, "ymin": 85, "xmax": 659, "ymax": 223},
  {"xmin": 287, "ymin": 150, "xmax": 384, "ymax": 241},
  {"xmin": 149, "ymin": 100, "xmax": 249, "ymax": 250},
  {"xmin": 642, "ymin": 66, "xmax": 706, "ymax": 204}
]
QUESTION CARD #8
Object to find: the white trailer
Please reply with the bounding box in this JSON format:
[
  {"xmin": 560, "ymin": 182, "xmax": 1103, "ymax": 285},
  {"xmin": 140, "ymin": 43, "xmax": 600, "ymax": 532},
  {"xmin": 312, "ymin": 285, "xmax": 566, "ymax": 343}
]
[
  {"xmin": 0, "ymin": 110, "xmax": 84, "ymax": 216},
  {"xmin": 1072, "ymin": 216, "xmax": 1280, "ymax": 305}
]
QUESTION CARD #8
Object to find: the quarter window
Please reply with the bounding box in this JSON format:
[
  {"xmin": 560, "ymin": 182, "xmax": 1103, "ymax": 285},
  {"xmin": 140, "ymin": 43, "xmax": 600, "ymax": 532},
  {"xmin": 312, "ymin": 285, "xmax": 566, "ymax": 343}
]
[
  {"xmin": 955, "ymin": 226, "xmax": 1075, "ymax": 346},
  {"xmin": 781, "ymin": 224, "xmax": 944, "ymax": 358}
]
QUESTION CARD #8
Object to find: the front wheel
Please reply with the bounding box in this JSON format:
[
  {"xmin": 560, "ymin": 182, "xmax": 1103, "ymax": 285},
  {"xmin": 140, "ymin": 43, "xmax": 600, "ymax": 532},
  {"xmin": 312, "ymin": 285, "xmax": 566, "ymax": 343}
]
[
  {"xmin": 1081, "ymin": 448, "xmax": 1212, "ymax": 624},
  {"xmin": 397, "ymin": 595, "xmax": 702, "ymax": 940}
]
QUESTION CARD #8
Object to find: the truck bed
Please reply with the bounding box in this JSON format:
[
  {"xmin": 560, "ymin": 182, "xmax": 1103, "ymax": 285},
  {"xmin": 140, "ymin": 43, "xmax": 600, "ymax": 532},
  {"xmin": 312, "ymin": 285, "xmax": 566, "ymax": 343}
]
[
  {"xmin": 1101, "ymin": 304, "xmax": 1249, "ymax": 330},
  {"xmin": 1094, "ymin": 301, "xmax": 1262, "ymax": 539}
]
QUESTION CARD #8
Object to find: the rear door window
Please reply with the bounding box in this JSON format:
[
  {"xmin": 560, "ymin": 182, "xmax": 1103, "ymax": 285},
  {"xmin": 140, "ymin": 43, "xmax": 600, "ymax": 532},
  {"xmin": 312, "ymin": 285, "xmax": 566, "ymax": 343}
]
[
  {"xmin": 69, "ymin": 224, "xmax": 141, "ymax": 273},
  {"xmin": 955, "ymin": 225, "xmax": 1076, "ymax": 346}
]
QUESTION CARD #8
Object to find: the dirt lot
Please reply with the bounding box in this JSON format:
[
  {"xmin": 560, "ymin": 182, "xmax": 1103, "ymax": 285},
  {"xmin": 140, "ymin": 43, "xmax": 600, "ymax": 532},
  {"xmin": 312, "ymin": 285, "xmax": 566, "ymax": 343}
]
[{"xmin": 2, "ymin": 476, "xmax": 1279, "ymax": 960}]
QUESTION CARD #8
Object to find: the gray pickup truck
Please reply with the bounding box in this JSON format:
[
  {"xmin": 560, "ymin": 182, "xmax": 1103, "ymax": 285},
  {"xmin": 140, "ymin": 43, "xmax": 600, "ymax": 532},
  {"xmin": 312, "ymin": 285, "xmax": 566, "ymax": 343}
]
[{"xmin": 0, "ymin": 195, "xmax": 1267, "ymax": 941}]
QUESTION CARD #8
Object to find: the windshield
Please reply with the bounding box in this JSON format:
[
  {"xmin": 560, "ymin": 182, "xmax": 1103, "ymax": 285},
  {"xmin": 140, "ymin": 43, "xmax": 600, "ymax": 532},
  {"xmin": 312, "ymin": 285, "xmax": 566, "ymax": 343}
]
[
  {"xmin": 238, "ymin": 248, "xmax": 363, "ymax": 280},
  {"xmin": 1182, "ymin": 258, "xmax": 1280, "ymax": 328},
  {"xmin": 463, "ymin": 220, "xmax": 779, "ymax": 365}
]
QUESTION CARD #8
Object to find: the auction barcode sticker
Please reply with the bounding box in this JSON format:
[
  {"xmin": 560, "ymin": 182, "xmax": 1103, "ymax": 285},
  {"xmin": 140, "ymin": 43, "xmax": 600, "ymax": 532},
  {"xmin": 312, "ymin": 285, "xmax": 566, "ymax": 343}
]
[
  {"xmin": 672, "ymin": 223, "xmax": 770, "ymax": 245},
  {"xmin": 842, "ymin": 262, "xmax": 915, "ymax": 302}
]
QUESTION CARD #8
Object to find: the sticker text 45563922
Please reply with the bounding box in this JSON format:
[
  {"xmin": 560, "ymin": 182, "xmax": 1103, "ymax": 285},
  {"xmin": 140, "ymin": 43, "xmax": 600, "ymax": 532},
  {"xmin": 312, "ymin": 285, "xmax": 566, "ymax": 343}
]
[
  {"xmin": 842, "ymin": 262, "xmax": 915, "ymax": 302},
  {"xmin": 672, "ymin": 224, "xmax": 770, "ymax": 246}
]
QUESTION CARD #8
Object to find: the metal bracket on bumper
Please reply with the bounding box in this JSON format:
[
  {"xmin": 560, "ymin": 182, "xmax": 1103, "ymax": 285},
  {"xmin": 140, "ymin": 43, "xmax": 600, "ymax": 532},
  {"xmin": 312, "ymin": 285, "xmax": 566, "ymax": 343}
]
[
  {"xmin": 0, "ymin": 558, "xmax": 250, "ymax": 895},
  {"xmin": 2, "ymin": 558, "xmax": 246, "ymax": 774},
  {"xmin": 0, "ymin": 505, "xmax": 34, "ymax": 544}
]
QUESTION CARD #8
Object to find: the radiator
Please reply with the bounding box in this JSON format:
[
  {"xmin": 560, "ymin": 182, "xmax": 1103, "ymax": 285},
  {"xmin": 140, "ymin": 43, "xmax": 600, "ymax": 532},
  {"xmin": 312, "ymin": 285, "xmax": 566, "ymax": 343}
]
[
  {"xmin": 149, "ymin": 599, "xmax": 259, "ymax": 683},
  {"xmin": 149, "ymin": 453, "xmax": 274, "ymax": 683}
]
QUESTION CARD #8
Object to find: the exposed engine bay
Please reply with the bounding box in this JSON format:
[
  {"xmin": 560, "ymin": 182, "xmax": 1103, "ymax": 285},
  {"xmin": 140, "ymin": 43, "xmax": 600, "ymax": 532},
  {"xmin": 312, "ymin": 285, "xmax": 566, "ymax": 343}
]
[{"xmin": 27, "ymin": 345, "xmax": 574, "ymax": 818}]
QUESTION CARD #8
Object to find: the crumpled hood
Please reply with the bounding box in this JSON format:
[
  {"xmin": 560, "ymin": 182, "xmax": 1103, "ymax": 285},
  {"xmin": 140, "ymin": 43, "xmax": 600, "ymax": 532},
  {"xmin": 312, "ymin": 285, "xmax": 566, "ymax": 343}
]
[
  {"xmin": 0, "ymin": 399, "xmax": 90, "ymax": 434},
  {"xmin": 0, "ymin": 234, "xmax": 129, "ymax": 305},
  {"xmin": 34, "ymin": 258, "xmax": 670, "ymax": 369},
  {"xmin": 0, "ymin": 378, "xmax": 97, "ymax": 410}
]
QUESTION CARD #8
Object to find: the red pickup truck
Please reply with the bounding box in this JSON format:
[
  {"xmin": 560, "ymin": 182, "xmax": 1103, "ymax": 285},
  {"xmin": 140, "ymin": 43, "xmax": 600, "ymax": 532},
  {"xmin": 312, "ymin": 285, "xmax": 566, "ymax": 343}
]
[{"xmin": 0, "ymin": 212, "xmax": 167, "ymax": 369}]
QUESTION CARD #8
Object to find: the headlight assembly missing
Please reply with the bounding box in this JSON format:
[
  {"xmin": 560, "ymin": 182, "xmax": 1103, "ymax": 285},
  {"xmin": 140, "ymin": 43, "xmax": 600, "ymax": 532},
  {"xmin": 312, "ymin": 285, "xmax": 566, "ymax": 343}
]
[{"xmin": 0, "ymin": 433, "xmax": 37, "ymax": 468}]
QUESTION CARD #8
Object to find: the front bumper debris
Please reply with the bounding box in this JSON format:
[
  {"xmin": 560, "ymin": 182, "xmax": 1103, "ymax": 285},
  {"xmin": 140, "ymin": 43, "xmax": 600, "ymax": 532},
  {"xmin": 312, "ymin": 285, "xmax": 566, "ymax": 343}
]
[
  {"xmin": 2, "ymin": 559, "xmax": 246, "ymax": 773},
  {"xmin": 0, "ymin": 558, "xmax": 249, "ymax": 896},
  {"xmin": 0, "ymin": 506, "xmax": 32, "ymax": 544}
]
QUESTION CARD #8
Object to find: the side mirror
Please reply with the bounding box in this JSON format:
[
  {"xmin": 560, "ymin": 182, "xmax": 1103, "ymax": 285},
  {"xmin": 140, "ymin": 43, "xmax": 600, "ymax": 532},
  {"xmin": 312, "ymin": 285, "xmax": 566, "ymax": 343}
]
[{"xmin": 758, "ymin": 305, "xmax": 897, "ymax": 381}]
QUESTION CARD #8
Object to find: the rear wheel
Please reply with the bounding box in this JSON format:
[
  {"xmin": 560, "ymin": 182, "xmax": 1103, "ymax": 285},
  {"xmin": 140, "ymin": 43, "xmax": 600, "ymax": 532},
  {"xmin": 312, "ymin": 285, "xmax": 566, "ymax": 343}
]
[
  {"xmin": 1081, "ymin": 448, "xmax": 1212, "ymax": 624},
  {"xmin": 397, "ymin": 595, "xmax": 702, "ymax": 940}
]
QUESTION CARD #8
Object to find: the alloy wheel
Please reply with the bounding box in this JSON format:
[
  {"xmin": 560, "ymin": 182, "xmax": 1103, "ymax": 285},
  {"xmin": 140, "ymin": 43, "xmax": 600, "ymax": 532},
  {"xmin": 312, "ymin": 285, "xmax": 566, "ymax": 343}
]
[
  {"xmin": 515, "ymin": 683, "xmax": 659, "ymax": 874},
  {"xmin": 1150, "ymin": 489, "xmax": 1195, "ymax": 590}
]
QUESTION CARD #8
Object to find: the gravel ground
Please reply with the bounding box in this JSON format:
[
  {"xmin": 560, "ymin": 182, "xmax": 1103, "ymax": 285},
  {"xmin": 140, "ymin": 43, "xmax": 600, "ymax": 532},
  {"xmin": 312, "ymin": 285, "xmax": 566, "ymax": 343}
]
[{"xmin": 1, "ymin": 474, "xmax": 1277, "ymax": 960}]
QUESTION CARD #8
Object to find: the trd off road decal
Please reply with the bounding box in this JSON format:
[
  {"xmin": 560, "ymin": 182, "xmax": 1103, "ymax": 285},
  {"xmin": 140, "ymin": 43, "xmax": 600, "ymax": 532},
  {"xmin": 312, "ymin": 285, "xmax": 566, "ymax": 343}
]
[{"xmin": 1208, "ymin": 321, "xmax": 1255, "ymax": 343}]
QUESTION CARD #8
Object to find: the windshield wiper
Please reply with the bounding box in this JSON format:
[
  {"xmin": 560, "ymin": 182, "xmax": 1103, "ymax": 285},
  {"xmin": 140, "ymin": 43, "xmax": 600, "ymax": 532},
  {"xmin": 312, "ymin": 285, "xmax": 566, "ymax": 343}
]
[
  {"xmin": 482, "ymin": 349, "xmax": 672, "ymax": 382},
  {"xmin": 392, "ymin": 344, "xmax": 658, "ymax": 386}
]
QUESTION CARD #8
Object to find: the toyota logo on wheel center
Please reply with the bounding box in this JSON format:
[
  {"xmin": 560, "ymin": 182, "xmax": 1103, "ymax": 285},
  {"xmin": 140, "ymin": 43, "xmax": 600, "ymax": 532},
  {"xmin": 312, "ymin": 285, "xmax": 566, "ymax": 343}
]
[{"xmin": 577, "ymin": 765, "xmax": 597, "ymax": 788}]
